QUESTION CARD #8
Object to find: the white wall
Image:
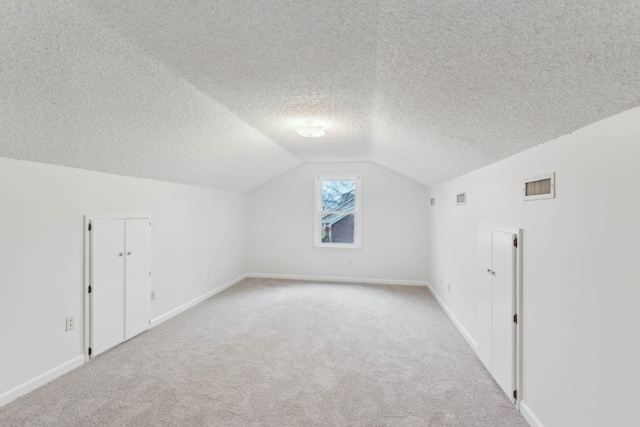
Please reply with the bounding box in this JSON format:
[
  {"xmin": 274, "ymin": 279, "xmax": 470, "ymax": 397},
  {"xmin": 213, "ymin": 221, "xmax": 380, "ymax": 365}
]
[
  {"xmin": 0, "ymin": 0, "xmax": 253, "ymax": 406},
  {"xmin": 0, "ymin": 157, "xmax": 246, "ymax": 404},
  {"xmin": 426, "ymin": 107, "xmax": 640, "ymax": 427},
  {"xmin": 246, "ymin": 162, "xmax": 430, "ymax": 283}
]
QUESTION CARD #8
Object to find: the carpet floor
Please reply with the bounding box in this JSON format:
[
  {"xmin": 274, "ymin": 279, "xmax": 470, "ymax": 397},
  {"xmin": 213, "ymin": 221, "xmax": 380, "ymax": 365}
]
[{"xmin": 0, "ymin": 278, "xmax": 529, "ymax": 426}]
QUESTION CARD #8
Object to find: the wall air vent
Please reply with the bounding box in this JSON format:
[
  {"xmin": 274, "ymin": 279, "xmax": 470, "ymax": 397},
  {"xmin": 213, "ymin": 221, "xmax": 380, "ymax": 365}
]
[
  {"xmin": 430, "ymin": 198, "xmax": 435, "ymax": 206},
  {"xmin": 524, "ymin": 173, "xmax": 555, "ymax": 201},
  {"xmin": 456, "ymin": 192, "xmax": 466, "ymax": 205}
]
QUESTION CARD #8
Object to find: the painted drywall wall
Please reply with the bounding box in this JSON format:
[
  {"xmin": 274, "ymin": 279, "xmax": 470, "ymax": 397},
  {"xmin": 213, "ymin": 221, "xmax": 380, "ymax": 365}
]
[
  {"xmin": 0, "ymin": 1, "xmax": 253, "ymax": 405},
  {"xmin": 0, "ymin": 157, "xmax": 246, "ymax": 403},
  {"xmin": 246, "ymin": 162, "xmax": 430, "ymax": 283},
  {"xmin": 426, "ymin": 107, "xmax": 640, "ymax": 427}
]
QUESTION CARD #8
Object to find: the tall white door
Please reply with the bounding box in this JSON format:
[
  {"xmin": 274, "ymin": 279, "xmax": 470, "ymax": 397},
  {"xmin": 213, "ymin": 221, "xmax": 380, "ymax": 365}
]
[
  {"xmin": 90, "ymin": 219, "xmax": 125, "ymax": 357},
  {"xmin": 477, "ymin": 227, "xmax": 518, "ymax": 402},
  {"xmin": 491, "ymin": 231, "xmax": 516, "ymax": 399},
  {"xmin": 124, "ymin": 219, "xmax": 151, "ymax": 340}
]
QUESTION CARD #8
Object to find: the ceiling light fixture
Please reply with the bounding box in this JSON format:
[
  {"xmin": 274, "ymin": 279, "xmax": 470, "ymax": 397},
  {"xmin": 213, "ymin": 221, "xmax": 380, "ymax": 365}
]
[{"xmin": 293, "ymin": 122, "xmax": 326, "ymax": 138}]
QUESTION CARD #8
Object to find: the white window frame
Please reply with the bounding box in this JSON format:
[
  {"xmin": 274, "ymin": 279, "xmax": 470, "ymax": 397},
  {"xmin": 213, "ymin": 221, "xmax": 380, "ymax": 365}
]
[{"xmin": 314, "ymin": 174, "xmax": 362, "ymax": 249}]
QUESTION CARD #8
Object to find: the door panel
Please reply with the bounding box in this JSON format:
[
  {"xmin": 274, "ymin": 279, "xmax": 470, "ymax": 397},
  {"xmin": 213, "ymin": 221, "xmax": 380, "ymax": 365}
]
[
  {"xmin": 124, "ymin": 219, "xmax": 151, "ymax": 340},
  {"xmin": 491, "ymin": 231, "xmax": 516, "ymax": 399},
  {"xmin": 91, "ymin": 219, "xmax": 125, "ymax": 357},
  {"xmin": 477, "ymin": 228, "xmax": 494, "ymax": 371}
]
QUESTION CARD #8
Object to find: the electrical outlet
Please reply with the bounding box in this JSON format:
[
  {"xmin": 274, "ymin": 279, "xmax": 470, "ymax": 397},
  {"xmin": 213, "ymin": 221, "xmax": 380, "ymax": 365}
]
[
  {"xmin": 150, "ymin": 290, "xmax": 155, "ymax": 301},
  {"xmin": 65, "ymin": 316, "xmax": 74, "ymax": 331}
]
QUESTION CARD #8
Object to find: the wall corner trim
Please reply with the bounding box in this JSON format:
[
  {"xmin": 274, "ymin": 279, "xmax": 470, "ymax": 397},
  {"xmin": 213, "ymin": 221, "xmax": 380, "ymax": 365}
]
[
  {"xmin": 425, "ymin": 281, "xmax": 478, "ymax": 351},
  {"xmin": 520, "ymin": 401, "xmax": 544, "ymax": 427},
  {"xmin": 150, "ymin": 273, "xmax": 248, "ymax": 328},
  {"xmin": 0, "ymin": 354, "xmax": 85, "ymax": 408},
  {"xmin": 246, "ymin": 273, "xmax": 428, "ymax": 287}
]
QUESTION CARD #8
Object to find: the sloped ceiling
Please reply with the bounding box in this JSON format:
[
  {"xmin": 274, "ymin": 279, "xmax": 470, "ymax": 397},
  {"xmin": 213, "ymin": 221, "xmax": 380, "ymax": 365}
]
[{"xmin": 2, "ymin": 1, "xmax": 640, "ymax": 190}]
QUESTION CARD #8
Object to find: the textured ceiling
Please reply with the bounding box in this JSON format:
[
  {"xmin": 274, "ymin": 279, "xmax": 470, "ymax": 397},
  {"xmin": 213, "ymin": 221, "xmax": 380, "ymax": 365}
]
[
  {"xmin": 73, "ymin": 0, "xmax": 380, "ymax": 164},
  {"xmin": 372, "ymin": 0, "xmax": 640, "ymax": 183},
  {"xmin": 0, "ymin": 1, "xmax": 300, "ymax": 192},
  {"xmin": 3, "ymin": 1, "xmax": 640, "ymax": 190}
]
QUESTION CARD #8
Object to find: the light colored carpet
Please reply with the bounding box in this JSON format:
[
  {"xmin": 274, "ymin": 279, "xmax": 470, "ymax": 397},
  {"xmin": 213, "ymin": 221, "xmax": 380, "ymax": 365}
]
[{"xmin": 0, "ymin": 278, "xmax": 529, "ymax": 426}]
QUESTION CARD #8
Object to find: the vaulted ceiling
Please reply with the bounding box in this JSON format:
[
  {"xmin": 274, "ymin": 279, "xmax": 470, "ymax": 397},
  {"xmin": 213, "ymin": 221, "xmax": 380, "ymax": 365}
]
[{"xmin": 2, "ymin": 1, "xmax": 639, "ymax": 191}]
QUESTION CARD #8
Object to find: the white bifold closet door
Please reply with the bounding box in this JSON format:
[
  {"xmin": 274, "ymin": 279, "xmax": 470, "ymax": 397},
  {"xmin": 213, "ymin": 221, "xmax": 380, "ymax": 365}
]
[
  {"xmin": 124, "ymin": 219, "xmax": 151, "ymax": 340},
  {"xmin": 477, "ymin": 228, "xmax": 494, "ymax": 370},
  {"xmin": 490, "ymin": 231, "xmax": 516, "ymax": 399},
  {"xmin": 91, "ymin": 218, "xmax": 151, "ymax": 358},
  {"xmin": 91, "ymin": 219, "xmax": 126, "ymax": 357},
  {"xmin": 477, "ymin": 228, "xmax": 517, "ymax": 401}
]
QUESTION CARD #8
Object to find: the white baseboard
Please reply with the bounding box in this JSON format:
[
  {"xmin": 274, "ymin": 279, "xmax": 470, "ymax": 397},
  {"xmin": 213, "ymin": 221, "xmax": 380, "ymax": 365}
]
[
  {"xmin": 425, "ymin": 281, "xmax": 478, "ymax": 351},
  {"xmin": 246, "ymin": 273, "xmax": 428, "ymax": 287},
  {"xmin": 520, "ymin": 401, "xmax": 544, "ymax": 427},
  {"xmin": 150, "ymin": 273, "xmax": 247, "ymax": 328},
  {"xmin": 0, "ymin": 355, "xmax": 84, "ymax": 408}
]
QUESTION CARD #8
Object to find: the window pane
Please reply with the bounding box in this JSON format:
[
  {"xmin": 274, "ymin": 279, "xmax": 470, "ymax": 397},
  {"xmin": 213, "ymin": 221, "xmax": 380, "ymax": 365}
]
[
  {"xmin": 322, "ymin": 181, "xmax": 356, "ymax": 212},
  {"xmin": 321, "ymin": 213, "xmax": 355, "ymax": 244}
]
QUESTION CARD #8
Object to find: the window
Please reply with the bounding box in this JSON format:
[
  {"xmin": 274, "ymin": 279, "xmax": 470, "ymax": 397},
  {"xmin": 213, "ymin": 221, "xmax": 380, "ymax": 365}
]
[{"xmin": 314, "ymin": 174, "xmax": 362, "ymax": 249}]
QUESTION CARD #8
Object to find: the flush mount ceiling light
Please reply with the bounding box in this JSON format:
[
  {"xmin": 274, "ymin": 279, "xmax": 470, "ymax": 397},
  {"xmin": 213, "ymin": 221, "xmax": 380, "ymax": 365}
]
[{"xmin": 293, "ymin": 122, "xmax": 326, "ymax": 138}]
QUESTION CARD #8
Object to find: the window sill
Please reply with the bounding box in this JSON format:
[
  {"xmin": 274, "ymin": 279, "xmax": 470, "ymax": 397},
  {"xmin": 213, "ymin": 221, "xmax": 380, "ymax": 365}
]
[{"xmin": 314, "ymin": 244, "xmax": 362, "ymax": 251}]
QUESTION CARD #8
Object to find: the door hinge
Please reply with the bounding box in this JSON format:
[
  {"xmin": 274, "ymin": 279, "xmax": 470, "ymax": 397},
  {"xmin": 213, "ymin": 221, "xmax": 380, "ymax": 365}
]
[
  {"xmin": 88, "ymin": 347, "xmax": 92, "ymax": 356},
  {"xmin": 88, "ymin": 223, "xmax": 92, "ymax": 231},
  {"xmin": 514, "ymin": 313, "xmax": 518, "ymax": 324},
  {"xmin": 88, "ymin": 285, "xmax": 92, "ymax": 294},
  {"xmin": 514, "ymin": 236, "xmax": 518, "ymax": 248},
  {"xmin": 513, "ymin": 389, "xmax": 517, "ymax": 400}
]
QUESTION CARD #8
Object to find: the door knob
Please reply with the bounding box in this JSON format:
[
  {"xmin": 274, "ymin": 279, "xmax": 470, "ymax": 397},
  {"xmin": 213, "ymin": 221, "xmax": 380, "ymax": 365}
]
[
  {"xmin": 119, "ymin": 253, "xmax": 124, "ymax": 257},
  {"xmin": 127, "ymin": 252, "xmax": 132, "ymax": 256},
  {"xmin": 492, "ymin": 271, "xmax": 496, "ymax": 276}
]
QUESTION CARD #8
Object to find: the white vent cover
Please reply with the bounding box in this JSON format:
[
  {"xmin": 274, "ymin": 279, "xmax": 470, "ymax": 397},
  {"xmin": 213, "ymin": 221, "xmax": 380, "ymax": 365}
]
[
  {"xmin": 456, "ymin": 192, "xmax": 466, "ymax": 205},
  {"xmin": 523, "ymin": 173, "xmax": 555, "ymax": 200},
  {"xmin": 430, "ymin": 198, "xmax": 435, "ymax": 205}
]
